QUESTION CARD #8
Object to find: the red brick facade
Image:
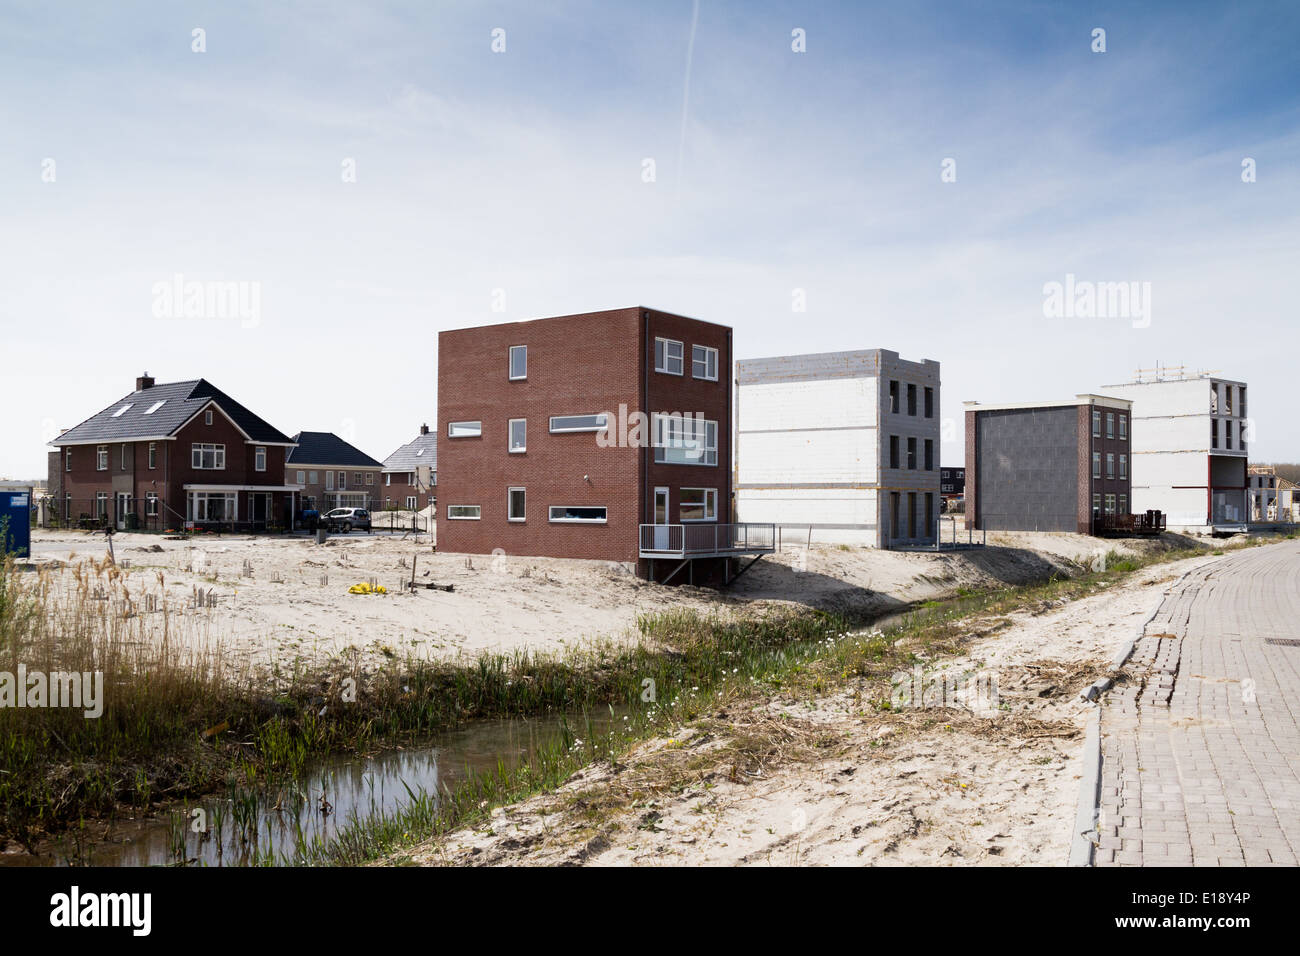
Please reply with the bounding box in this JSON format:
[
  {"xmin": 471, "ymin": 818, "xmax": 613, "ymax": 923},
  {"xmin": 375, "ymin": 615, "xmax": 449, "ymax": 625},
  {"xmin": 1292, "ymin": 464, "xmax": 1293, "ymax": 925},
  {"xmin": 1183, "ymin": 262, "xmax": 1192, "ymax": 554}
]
[{"xmin": 436, "ymin": 307, "xmax": 732, "ymax": 577}]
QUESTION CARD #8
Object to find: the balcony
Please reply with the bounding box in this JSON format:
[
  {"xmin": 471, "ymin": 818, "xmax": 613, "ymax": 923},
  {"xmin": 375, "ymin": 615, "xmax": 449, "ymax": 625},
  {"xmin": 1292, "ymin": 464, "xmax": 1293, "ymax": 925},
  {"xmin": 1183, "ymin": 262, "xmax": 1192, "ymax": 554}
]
[{"xmin": 639, "ymin": 523, "xmax": 775, "ymax": 560}]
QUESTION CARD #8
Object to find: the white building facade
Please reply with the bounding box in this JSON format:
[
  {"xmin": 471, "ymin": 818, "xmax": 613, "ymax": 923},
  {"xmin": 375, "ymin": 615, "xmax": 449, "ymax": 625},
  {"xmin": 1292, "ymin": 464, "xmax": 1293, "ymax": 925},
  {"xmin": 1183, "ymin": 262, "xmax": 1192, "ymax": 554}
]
[
  {"xmin": 1097, "ymin": 374, "xmax": 1250, "ymax": 529},
  {"xmin": 735, "ymin": 349, "xmax": 941, "ymax": 548}
]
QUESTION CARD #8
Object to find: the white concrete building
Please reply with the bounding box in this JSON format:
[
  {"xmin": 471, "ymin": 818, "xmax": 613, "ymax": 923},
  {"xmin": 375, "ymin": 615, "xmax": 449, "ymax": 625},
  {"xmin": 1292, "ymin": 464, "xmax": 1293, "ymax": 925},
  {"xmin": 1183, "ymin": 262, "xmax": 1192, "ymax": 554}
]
[
  {"xmin": 735, "ymin": 349, "xmax": 941, "ymax": 548},
  {"xmin": 1097, "ymin": 372, "xmax": 1250, "ymax": 529}
]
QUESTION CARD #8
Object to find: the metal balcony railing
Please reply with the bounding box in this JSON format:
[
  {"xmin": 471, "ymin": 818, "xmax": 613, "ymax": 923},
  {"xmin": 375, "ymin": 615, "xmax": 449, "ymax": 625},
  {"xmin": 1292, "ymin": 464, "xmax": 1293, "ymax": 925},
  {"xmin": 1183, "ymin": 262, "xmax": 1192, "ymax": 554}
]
[{"xmin": 638, "ymin": 523, "xmax": 776, "ymax": 558}]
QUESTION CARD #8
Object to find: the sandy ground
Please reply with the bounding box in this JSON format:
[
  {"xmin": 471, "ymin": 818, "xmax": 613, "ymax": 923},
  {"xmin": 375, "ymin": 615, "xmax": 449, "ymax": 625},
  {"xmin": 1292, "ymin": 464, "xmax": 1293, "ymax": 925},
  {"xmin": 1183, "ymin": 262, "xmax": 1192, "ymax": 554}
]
[
  {"xmin": 25, "ymin": 528, "xmax": 1206, "ymax": 672},
  {"xmin": 388, "ymin": 550, "xmax": 1225, "ymax": 867}
]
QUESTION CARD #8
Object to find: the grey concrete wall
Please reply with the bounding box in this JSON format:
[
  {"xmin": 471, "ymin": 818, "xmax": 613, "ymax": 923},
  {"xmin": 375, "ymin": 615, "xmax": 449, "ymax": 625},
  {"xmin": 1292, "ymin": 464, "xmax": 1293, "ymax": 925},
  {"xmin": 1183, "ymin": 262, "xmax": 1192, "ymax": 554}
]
[{"xmin": 975, "ymin": 406, "xmax": 1079, "ymax": 532}]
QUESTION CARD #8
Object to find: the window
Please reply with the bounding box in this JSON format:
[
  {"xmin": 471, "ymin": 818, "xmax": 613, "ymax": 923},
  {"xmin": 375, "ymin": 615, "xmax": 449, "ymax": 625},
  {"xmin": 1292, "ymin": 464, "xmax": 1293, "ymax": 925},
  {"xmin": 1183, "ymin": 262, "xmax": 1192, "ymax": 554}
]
[
  {"xmin": 1225, "ymin": 385, "xmax": 1233, "ymax": 416},
  {"xmin": 1119, "ymin": 494, "xmax": 1127, "ymax": 514},
  {"xmin": 191, "ymin": 443, "xmax": 225, "ymax": 470},
  {"xmin": 925, "ymin": 493, "xmax": 934, "ymax": 534},
  {"xmin": 353, "ymin": 472, "xmax": 363, "ymax": 485},
  {"xmin": 1210, "ymin": 386, "xmax": 1219, "ymax": 414},
  {"xmin": 65, "ymin": 494, "xmax": 71, "ymax": 520},
  {"xmin": 255, "ymin": 447, "xmax": 267, "ymax": 472},
  {"xmin": 1105, "ymin": 493, "xmax": 1116, "ymax": 515},
  {"xmin": 385, "ymin": 473, "xmax": 391, "ymax": 486},
  {"xmin": 1119, "ymin": 454, "xmax": 1127, "ymax": 479},
  {"xmin": 1106, "ymin": 413, "xmax": 1114, "ymax": 439},
  {"xmin": 1092, "ymin": 410, "xmax": 1101, "ymax": 437},
  {"xmin": 549, "ymin": 506, "xmax": 607, "ymax": 523},
  {"xmin": 509, "ymin": 419, "xmax": 527, "ymax": 453},
  {"xmin": 145, "ymin": 399, "xmax": 166, "ymax": 415},
  {"xmin": 338, "ymin": 471, "xmax": 346, "ymax": 490},
  {"xmin": 121, "ymin": 444, "xmax": 129, "ymax": 470},
  {"xmin": 95, "ymin": 492, "xmax": 108, "ymax": 518},
  {"xmin": 508, "ymin": 487, "xmax": 526, "ymax": 522},
  {"xmin": 924, "ymin": 387, "xmax": 934, "ymax": 418},
  {"xmin": 652, "ymin": 414, "xmax": 717, "ymax": 465},
  {"xmin": 1211, "ymin": 419, "xmax": 1219, "ymax": 448},
  {"xmin": 907, "ymin": 436, "xmax": 917, "ymax": 470},
  {"xmin": 907, "ymin": 383, "xmax": 917, "ymax": 416},
  {"xmin": 65, "ymin": 449, "xmax": 72, "ymax": 472},
  {"xmin": 1119, "ymin": 415, "xmax": 1127, "ymax": 440},
  {"xmin": 365, "ymin": 472, "xmax": 373, "ymax": 486},
  {"xmin": 148, "ymin": 442, "xmax": 156, "ymax": 469},
  {"xmin": 692, "ymin": 345, "xmax": 718, "ymax": 381},
  {"xmin": 550, "ymin": 414, "xmax": 608, "ymax": 433},
  {"xmin": 889, "ymin": 435, "xmax": 900, "ymax": 469},
  {"xmin": 204, "ymin": 409, "xmax": 213, "ymax": 426},
  {"xmin": 509, "ymin": 345, "xmax": 527, "ymax": 380},
  {"xmin": 1226, "ymin": 421, "xmax": 1233, "ymax": 448},
  {"xmin": 924, "ymin": 439, "xmax": 934, "ymax": 471},
  {"xmin": 326, "ymin": 471, "xmax": 334, "ymax": 491},
  {"xmin": 448, "ymin": 421, "xmax": 482, "ymax": 438},
  {"xmin": 112, "ymin": 403, "xmax": 132, "ymax": 418},
  {"xmin": 1092, "ymin": 452, "xmax": 1101, "ymax": 478},
  {"xmin": 296, "ymin": 470, "xmax": 306, "ymax": 484},
  {"xmin": 1239, "ymin": 386, "xmax": 1246, "ymax": 417},
  {"xmin": 145, "ymin": 492, "xmax": 159, "ymax": 517},
  {"xmin": 406, "ymin": 496, "xmax": 418, "ymax": 510},
  {"xmin": 447, "ymin": 505, "xmax": 481, "ymax": 519},
  {"xmin": 1093, "ymin": 493, "xmax": 1101, "ymax": 514},
  {"xmin": 309, "ymin": 470, "xmax": 318, "ymax": 484},
  {"xmin": 889, "ymin": 380, "xmax": 899, "ymax": 414},
  {"xmin": 680, "ymin": 488, "xmax": 717, "ymax": 522},
  {"xmin": 654, "ymin": 337, "xmax": 684, "ymax": 375},
  {"xmin": 96, "ymin": 445, "xmax": 108, "ymax": 471},
  {"xmin": 189, "ymin": 491, "xmax": 237, "ymax": 522},
  {"xmin": 1106, "ymin": 453, "xmax": 1115, "ymax": 479}
]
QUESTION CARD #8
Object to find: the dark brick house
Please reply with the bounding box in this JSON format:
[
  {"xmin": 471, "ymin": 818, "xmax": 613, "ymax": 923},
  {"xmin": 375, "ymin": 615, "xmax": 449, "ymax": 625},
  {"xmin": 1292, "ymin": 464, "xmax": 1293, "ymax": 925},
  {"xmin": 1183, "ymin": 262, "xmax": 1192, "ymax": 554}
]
[
  {"xmin": 286, "ymin": 431, "xmax": 385, "ymax": 513},
  {"xmin": 48, "ymin": 374, "xmax": 297, "ymax": 531},
  {"xmin": 380, "ymin": 424, "xmax": 437, "ymax": 512},
  {"xmin": 964, "ymin": 394, "xmax": 1134, "ymax": 534},
  {"xmin": 436, "ymin": 307, "xmax": 764, "ymax": 582}
]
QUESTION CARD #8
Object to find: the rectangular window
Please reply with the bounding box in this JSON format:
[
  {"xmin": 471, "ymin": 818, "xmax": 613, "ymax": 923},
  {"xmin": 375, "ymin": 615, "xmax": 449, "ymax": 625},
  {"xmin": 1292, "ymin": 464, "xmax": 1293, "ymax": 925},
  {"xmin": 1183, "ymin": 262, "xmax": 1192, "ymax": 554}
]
[
  {"xmin": 1226, "ymin": 421, "xmax": 1233, "ymax": 448},
  {"xmin": 906, "ymin": 383, "xmax": 917, "ymax": 416},
  {"xmin": 1118, "ymin": 415, "xmax": 1127, "ymax": 440},
  {"xmin": 148, "ymin": 442, "xmax": 157, "ymax": 469},
  {"xmin": 654, "ymin": 337, "xmax": 684, "ymax": 375},
  {"xmin": 96, "ymin": 492, "xmax": 108, "ymax": 518},
  {"xmin": 296, "ymin": 470, "xmax": 305, "ymax": 484},
  {"xmin": 889, "ymin": 435, "xmax": 899, "ymax": 469},
  {"xmin": 189, "ymin": 491, "xmax": 237, "ymax": 522},
  {"xmin": 191, "ymin": 443, "xmax": 226, "ymax": 470},
  {"xmin": 96, "ymin": 445, "xmax": 108, "ymax": 471},
  {"xmin": 1105, "ymin": 493, "xmax": 1116, "ymax": 515},
  {"xmin": 924, "ymin": 439, "xmax": 934, "ymax": 471},
  {"xmin": 1119, "ymin": 494, "xmax": 1127, "ymax": 514},
  {"xmin": 889, "ymin": 381, "xmax": 899, "ymax": 414},
  {"xmin": 680, "ymin": 488, "xmax": 717, "ymax": 522},
  {"xmin": 145, "ymin": 399, "xmax": 166, "ymax": 415},
  {"xmin": 338, "ymin": 471, "xmax": 346, "ymax": 490},
  {"xmin": 255, "ymin": 447, "xmax": 267, "ymax": 472},
  {"xmin": 1119, "ymin": 454, "xmax": 1127, "ymax": 479},
  {"xmin": 406, "ymin": 496, "xmax": 417, "ymax": 510},
  {"xmin": 907, "ymin": 436, "xmax": 917, "ymax": 470},
  {"xmin": 112, "ymin": 403, "xmax": 133, "ymax": 417},
  {"xmin": 509, "ymin": 418, "xmax": 527, "ymax": 453},
  {"xmin": 145, "ymin": 492, "xmax": 159, "ymax": 517},
  {"xmin": 1092, "ymin": 452, "xmax": 1101, "ymax": 478},
  {"xmin": 1225, "ymin": 386, "xmax": 1233, "ymax": 416},
  {"xmin": 1239, "ymin": 386, "xmax": 1246, "ymax": 417},
  {"xmin": 549, "ymin": 506, "xmax": 608, "ymax": 523},
  {"xmin": 204, "ymin": 409, "xmax": 213, "ymax": 426},
  {"xmin": 508, "ymin": 487, "xmax": 526, "ymax": 522},
  {"xmin": 385, "ymin": 473, "xmax": 391, "ymax": 486},
  {"xmin": 509, "ymin": 345, "xmax": 527, "ymax": 380},
  {"xmin": 1106, "ymin": 413, "xmax": 1114, "ymax": 439},
  {"xmin": 447, "ymin": 505, "xmax": 481, "ymax": 519},
  {"xmin": 1106, "ymin": 453, "xmax": 1115, "ymax": 479},
  {"xmin": 326, "ymin": 471, "xmax": 334, "ymax": 490},
  {"xmin": 1093, "ymin": 493, "xmax": 1101, "ymax": 515},
  {"xmin": 121, "ymin": 444, "xmax": 129, "ymax": 470},
  {"xmin": 691, "ymin": 345, "xmax": 718, "ymax": 381},
  {"xmin": 1092, "ymin": 410, "xmax": 1101, "ymax": 437},
  {"xmin": 65, "ymin": 449, "xmax": 72, "ymax": 472},
  {"xmin": 924, "ymin": 387, "xmax": 934, "ymax": 418},
  {"xmin": 550, "ymin": 414, "xmax": 608, "ymax": 433},
  {"xmin": 1211, "ymin": 419, "xmax": 1218, "ymax": 448},
  {"xmin": 366, "ymin": 472, "xmax": 374, "ymax": 485},
  {"xmin": 353, "ymin": 472, "xmax": 363, "ymax": 485},
  {"xmin": 652, "ymin": 414, "xmax": 717, "ymax": 466},
  {"xmin": 448, "ymin": 421, "xmax": 482, "ymax": 438},
  {"xmin": 309, "ymin": 470, "xmax": 318, "ymax": 484}
]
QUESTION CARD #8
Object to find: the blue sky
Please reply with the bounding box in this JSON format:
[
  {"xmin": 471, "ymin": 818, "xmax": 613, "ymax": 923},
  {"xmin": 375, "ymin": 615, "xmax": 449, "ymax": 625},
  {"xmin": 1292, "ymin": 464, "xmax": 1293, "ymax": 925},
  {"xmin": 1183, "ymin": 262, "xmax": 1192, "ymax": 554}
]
[{"xmin": 2, "ymin": 0, "xmax": 1297, "ymax": 476}]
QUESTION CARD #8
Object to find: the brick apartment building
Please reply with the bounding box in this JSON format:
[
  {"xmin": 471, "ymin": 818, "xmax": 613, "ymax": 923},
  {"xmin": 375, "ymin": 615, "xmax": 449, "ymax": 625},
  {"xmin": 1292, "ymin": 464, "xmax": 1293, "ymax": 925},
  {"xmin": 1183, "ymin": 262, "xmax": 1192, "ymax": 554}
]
[
  {"xmin": 964, "ymin": 394, "xmax": 1136, "ymax": 534},
  {"xmin": 48, "ymin": 374, "xmax": 297, "ymax": 531},
  {"xmin": 436, "ymin": 307, "xmax": 753, "ymax": 581}
]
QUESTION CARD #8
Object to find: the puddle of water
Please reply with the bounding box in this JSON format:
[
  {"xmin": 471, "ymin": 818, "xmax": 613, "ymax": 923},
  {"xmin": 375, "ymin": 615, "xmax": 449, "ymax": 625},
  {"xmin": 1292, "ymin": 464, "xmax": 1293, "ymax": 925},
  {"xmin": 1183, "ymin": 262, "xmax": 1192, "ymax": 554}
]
[{"xmin": 2, "ymin": 711, "xmax": 618, "ymax": 867}]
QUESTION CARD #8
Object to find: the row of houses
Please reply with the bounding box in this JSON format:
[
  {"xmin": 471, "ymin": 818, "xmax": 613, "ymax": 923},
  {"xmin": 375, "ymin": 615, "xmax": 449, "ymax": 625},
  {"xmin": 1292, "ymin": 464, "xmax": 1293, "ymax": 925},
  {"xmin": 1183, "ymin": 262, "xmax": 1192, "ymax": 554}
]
[
  {"xmin": 45, "ymin": 375, "xmax": 438, "ymax": 533},
  {"xmin": 43, "ymin": 307, "xmax": 1289, "ymax": 583}
]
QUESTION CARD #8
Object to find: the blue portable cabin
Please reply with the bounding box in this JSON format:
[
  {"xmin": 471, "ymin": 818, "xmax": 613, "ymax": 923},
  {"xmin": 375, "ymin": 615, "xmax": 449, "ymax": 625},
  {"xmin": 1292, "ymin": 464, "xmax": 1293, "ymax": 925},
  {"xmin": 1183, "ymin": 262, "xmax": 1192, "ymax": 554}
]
[{"xmin": 1, "ymin": 492, "xmax": 31, "ymax": 558}]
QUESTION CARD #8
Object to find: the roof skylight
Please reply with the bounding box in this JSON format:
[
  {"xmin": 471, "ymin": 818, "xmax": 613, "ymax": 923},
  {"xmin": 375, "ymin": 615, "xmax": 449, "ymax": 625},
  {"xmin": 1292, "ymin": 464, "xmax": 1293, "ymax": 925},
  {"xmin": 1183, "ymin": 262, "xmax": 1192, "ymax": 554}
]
[
  {"xmin": 111, "ymin": 404, "xmax": 133, "ymax": 417},
  {"xmin": 145, "ymin": 400, "xmax": 167, "ymax": 414}
]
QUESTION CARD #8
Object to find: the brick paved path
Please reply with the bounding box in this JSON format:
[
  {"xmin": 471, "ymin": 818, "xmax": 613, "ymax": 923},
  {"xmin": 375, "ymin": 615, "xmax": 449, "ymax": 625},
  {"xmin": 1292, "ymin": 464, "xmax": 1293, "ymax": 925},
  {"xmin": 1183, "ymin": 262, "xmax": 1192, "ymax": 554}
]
[{"xmin": 1095, "ymin": 540, "xmax": 1300, "ymax": 866}]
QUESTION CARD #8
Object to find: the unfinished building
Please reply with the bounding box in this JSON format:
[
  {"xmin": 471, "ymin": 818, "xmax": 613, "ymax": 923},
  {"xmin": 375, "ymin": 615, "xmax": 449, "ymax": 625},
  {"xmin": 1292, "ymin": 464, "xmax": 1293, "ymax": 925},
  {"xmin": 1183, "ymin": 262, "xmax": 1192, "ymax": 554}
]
[{"xmin": 735, "ymin": 349, "xmax": 941, "ymax": 548}]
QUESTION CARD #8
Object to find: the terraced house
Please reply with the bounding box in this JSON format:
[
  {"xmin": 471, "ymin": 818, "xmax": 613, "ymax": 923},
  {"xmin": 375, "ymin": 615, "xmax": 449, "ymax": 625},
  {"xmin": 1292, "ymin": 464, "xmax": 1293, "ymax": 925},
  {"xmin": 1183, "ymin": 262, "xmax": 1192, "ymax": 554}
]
[
  {"xmin": 436, "ymin": 307, "xmax": 773, "ymax": 584},
  {"xmin": 286, "ymin": 431, "xmax": 385, "ymax": 512},
  {"xmin": 48, "ymin": 374, "xmax": 296, "ymax": 531}
]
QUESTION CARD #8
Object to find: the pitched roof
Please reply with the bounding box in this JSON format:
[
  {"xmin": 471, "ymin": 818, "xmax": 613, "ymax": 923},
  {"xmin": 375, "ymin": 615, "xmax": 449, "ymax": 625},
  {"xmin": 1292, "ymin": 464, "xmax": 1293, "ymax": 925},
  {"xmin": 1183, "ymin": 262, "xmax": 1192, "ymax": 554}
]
[
  {"xmin": 51, "ymin": 379, "xmax": 294, "ymax": 446},
  {"xmin": 381, "ymin": 430, "xmax": 438, "ymax": 472},
  {"xmin": 286, "ymin": 431, "xmax": 384, "ymax": 468}
]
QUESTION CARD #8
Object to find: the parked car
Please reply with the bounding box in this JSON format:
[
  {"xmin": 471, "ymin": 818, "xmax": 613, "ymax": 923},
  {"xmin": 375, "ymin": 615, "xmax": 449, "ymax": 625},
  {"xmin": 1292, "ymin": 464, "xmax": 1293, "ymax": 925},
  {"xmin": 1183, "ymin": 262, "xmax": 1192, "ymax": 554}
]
[{"xmin": 321, "ymin": 508, "xmax": 371, "ymax": 533}]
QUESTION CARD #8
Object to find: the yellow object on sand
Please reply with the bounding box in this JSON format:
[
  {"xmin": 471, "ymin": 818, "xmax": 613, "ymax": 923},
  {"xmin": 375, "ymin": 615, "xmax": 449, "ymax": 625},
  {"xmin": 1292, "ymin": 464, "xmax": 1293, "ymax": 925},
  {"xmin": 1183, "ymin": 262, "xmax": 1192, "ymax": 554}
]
[{"xmin": 347, "ymin": 582, "xmax": 387, "ymax": 595}]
